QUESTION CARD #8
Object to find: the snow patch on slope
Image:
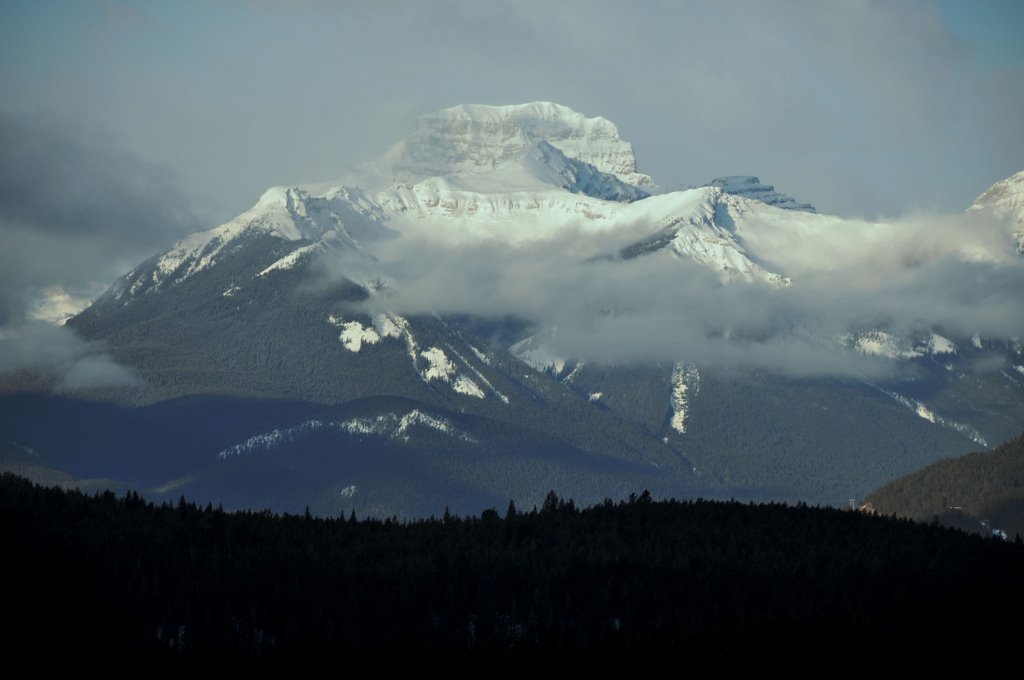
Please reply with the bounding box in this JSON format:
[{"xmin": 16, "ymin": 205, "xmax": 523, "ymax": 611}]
[
  {"xmin": 882, "ymin": 390, "xmax": 988, "ymax": 446},
  {"xmin": 843, "ymin": 331, "xmax": 957, "ymax": 360},
  {"xmin": 259, "ymin": 242, "xmax": 321, "ymax": 277},
  {"xmin": 926, "ymin": 333, "xmax": 957, "ymax": 355},
  {"xmin": 326, "ymin": 310, "xmax": 411, "ymax": 353},
  {"xmin": 847, "ymin": 331, "xmax": 924, "ymax": 360},
  {"xmin": 327, "ymin": 312, "xmax": 483, "ymax": 399},
  {"xmin": 468, "ymin": 344, "xmax": 490, "ymax": 365},
  {"xmin": 670, "ymin": 362, "xmax": 701, "ymax": 434},
  {"xmin": 447, "ymin": 346, "xmax": 509, "ymax": 403},
  {"xmin": 416, "ymin": 346, "xmax": 484, "ymax": 398},
  {"xmin": 371, "ymin": 312, "xmax": 405, "ymax": 339},
  {"xmin": 452, "ymin": 376, "xmax": 485, "ymax": 398},
  {"xmin": 421, "ymin": 346, "xmax": 456, "ymax": 381}
]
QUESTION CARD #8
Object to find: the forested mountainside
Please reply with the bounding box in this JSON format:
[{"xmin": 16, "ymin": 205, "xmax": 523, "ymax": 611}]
[
  {"xmin": 3, "ymin": 473, "xmax": 1021, "ymax": 673},
  {"xmin": 866, "ymin": 431, "xmax": 1024, "ymax": 537}
]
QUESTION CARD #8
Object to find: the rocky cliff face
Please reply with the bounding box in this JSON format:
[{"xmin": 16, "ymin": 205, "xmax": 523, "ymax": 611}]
[
  {"xmin": 706, "ymin": 176, "xmax": 815, "ymax": 212},
  {"xmin": 367, "ymin": 102, "xmax": 653, "ymax": 187}
]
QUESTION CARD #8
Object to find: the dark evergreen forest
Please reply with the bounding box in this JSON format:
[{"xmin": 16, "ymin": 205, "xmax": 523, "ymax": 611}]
[
  {"xmin": 3, "ymin": 473, "xmax": 1022, "ymax": 675},
  {"xmin": 867, "ymin": 432, "xmax": 1024, "ymax": 537}
]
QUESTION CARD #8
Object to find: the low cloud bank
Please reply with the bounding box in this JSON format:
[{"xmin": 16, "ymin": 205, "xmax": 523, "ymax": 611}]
[
  {"xmin": 348, "ymin": 209, "xmax": 1023, "ymax": 377},
  {"xmin": 0, "ymin": 111, "xmax": 198, "ymax": 326},
  {"xmin": 0, "ymin": 111, "xmax": 197, "ymax": 387},
  {"xmin": 0, "ymin": 321, "xmax": 140, "ymax": 390}
]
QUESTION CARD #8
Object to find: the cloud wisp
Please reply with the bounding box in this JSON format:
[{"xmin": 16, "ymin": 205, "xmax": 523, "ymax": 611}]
[
  {"xmin": 0, "ymin": 111, "xmax": 197, "ymax": 386},
  {"xmin": 348, "ymin": 208, "xmax": 1024, "ymax": 377},
  {"xmin": 0, "ymin": 321, "xmax": 140, "ymax": 390}
]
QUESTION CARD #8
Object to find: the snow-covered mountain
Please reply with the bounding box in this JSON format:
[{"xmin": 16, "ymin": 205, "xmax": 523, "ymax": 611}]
[
  {"xmin": 705, "ymin": 176, "xmax": 816, "ymax": 212},
  {"xmin": 360, "ymin": 101, "xmax": 654, "ymax": 189},
  {"xmin": 104, "ymin": 103, "xmax": 803, "ymax": 302},
  {"xmin": 6, "ymin": 102, "xmax": 1023, "ymax": 517},
  {"xmin": 104, "ymin": 101, "xmax": 1022, "ymax": 308},
  {"xmin": 968, "ymin": 169, "xmax": 1024, "ymax": 254}
]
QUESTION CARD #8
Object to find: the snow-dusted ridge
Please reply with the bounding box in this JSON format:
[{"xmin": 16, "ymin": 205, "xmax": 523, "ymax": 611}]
[
  {"xmin": 706, "ymin": 176, "xmax": 815, "ymax": 213},
  {"xmin": 341, "ymin": 410, "xmax": 478, "ymax": 444},
  {"xmin": 216, "ymin": 409, "xmax": 478, "ymax": 458},
  {"xmin": 218, "ymin": 420, "xmax": 330, "ymax": 459}
]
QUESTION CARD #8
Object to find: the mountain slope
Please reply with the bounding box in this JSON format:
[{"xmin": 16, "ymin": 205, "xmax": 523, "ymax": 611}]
[{"xmin": 866, "ymin": 432, "xmax": 1024, "ymax": 538}]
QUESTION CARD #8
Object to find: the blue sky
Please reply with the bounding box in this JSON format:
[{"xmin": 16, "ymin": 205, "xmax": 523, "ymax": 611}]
[{"xmin": 1, "ymin": 0, "xmax": 1022, "ymax": 307}]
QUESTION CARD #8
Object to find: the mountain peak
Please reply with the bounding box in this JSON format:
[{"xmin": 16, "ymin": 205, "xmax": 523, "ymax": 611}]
[
  {"xmin": 969, "ymin": 170, "xmax": 1024, "ymax": 254},
  {"xmin": 969, "ymin": 170, "xmax": 1024, "ymax": 217},
  {"xmin": 367, "ymin": 102, "xmax": 653, "ymax": 188},
  {"xmin": 706, "ymin": 176, "xmax": 816, "ymax": 213}
]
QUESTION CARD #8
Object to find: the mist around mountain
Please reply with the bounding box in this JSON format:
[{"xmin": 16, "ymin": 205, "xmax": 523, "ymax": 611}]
[{"xmin": 2, "ymin": 102, "xmax": 1023, "ymax": 517}]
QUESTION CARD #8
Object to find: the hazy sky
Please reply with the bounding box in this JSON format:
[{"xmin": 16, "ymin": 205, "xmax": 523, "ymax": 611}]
[{"xmin": 0, "ymin": 1, "xmax": 1022, "ymax": 303}]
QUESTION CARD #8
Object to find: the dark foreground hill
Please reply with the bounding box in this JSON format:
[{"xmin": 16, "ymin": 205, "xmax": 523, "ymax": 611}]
[
  {"xmin": 3, "ymin": 474, "xmax": 1022, "ymax": 675},
  {"xmin": 866, "ymin": 431, "xmax": 1024, "ymax": 537}
]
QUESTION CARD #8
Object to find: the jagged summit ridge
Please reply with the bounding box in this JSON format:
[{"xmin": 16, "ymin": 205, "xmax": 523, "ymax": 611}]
[
  {"xmin": 367, "ymin": 102, "xmax": 653, "ymax": 188},
  {"xmin": 706, "ymin": 176, "xmax": 815, "ymax": 213}
]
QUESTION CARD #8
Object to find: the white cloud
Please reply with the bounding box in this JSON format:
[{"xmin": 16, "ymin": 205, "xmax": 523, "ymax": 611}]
[
  {"xmin": 345, "ymin": 205, "xmax": 1024, "ymax": 377},
  {"xmin": 0, "ymin": 321, "xmax": 141, "ymax": 390}
]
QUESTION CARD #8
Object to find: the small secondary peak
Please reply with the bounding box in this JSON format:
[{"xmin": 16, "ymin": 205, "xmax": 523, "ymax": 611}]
[{"xmin": 706, "ymin": 176, "xmax": 816, "ymax": 213}]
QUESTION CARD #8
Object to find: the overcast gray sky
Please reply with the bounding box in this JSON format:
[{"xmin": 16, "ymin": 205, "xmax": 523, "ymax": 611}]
[
  {"xmin": 1, "ymin": 0, "xmax": 1022, "ymax": 384},
  {"xmin": 0, "ymin": 1, "xmax": 1022, "ymax": 303}
]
